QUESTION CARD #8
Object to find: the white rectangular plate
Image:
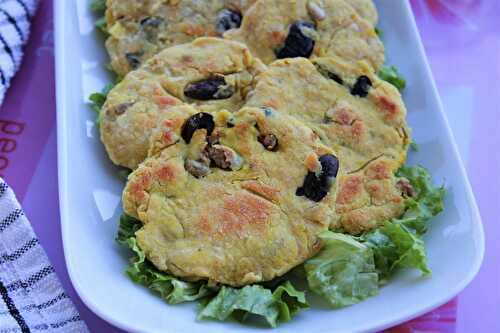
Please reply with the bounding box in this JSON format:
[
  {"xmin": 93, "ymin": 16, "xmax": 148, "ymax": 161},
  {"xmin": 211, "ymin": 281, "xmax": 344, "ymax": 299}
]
[{"xmin": 54, "ymin": 1, "xmax": 484, "ymax": 332}]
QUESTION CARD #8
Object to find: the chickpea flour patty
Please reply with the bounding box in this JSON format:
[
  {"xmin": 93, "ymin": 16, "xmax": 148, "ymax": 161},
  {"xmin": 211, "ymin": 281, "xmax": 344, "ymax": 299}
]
[
  {"xmin": 123, "ymin": 106, "xmax": 339, "ymax": 286},
  {"xmin": 245, "ymin": 56, "xmax": 410, "ymax": 233},
  {"xmin": 105, "ymin": 0, "xmax": 258, "ymax": 76},
  {"xmin": 224, "ymin": 0, "xmax": 384, "ymax": 70},
  {"xmin": 100, "ymin": 38, "xmax": 265, "ymax": 169}
]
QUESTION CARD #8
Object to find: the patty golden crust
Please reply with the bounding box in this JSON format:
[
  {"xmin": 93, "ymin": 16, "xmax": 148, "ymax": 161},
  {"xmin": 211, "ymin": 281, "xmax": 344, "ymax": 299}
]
[
  {"xmin": 246, "ymin": 56, "xmax": 410, "ymax": 173},
  {"xmin": 224, "ymin": 0, "xmax": 384, "ymax": 69},
  {"xmin": 123, "ymin": 106, "xmax": 339, "ymax": 286},
  {"xmin": 333, "ymin": 157, "xmax": 407, "ymax": 234},
  {"xmin": 349, "ymin": 0, "xmax": 379, "ymax": 26},
  {"xmin": 100, "ymin": 37, "xmax": 265, "ymax": 169},
  {"xmin": 105, "ymin": 0, "xmax": 379, "ymax": 76},
  {"xmin": 244, "ymin": 57, "xmax": 410, "ymax": 232},
  {"xmin": 105, "ymin": 0, "xmax": 258, "ymax": 76}
]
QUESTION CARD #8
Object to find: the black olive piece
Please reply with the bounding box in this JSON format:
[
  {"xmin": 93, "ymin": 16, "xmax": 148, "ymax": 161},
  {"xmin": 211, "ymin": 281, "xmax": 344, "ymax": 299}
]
[
  {"xmin": 315, "ymin": 64, "xmax": 344, "ymax": 85},
  {"xmin": 276, "ymin": 21, "xmax": 316, "ymax": 59},
  {"xmin": 351, "ymin": 75, "xmax": 372, "ymax": 97},
  {"xmin": 114, "ymin": 102, "xmax": 135, "ymax": 115},
  {"xmin": 327, "ymin": 72, "xmax": 343, "ymax": 85},
  {"xmin": 296, "ymin": 154, "xmax": 339, "ymax": 202},
  {"xmin": 125, "ymin": 52, "xmax": 142, "ymax": 69},
  {"xmin": 140, "ymin": 17, "xmax": 164, "ymax": 41},
  {"xmin": 226, "ymin": 117, "xmax": 236, "ymax": 128},
  {"xmin": 181, "ymin": 113, "xmax": 215, "ymax": 144},
  {"xmin": 319, "ymin": 154, "xmax": 340, "ymax": 178},
  {"xmin": 184, "ymin": 77, "xmax": 234, "ymax": 100},
  {"xmin": 216, "ymin": 9, "xmax": 243, "ymax": 34},
  {"xmin": 258, "ymin": 134, "xmax": 279, "ymax": 151},
  {"xmin": 140, "ymin": 16, "xmax": 163, "ymax": 28}
]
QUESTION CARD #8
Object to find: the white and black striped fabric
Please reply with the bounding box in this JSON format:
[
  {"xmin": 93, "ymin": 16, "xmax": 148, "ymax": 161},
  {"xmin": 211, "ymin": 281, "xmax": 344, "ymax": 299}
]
[
  {"xmin": 0, "ymin": 0, "xmax": 38, "ymax": 104},
  {"xmin": 0, "ymin": 179, "xmax": 88, "ymax": 332}
]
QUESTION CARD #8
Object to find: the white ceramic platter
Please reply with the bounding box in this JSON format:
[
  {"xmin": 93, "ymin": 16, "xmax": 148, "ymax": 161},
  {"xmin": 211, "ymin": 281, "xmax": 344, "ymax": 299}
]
[{"xmin": 54, "ymin": 0, "xmax": 484, "ymax": 332}]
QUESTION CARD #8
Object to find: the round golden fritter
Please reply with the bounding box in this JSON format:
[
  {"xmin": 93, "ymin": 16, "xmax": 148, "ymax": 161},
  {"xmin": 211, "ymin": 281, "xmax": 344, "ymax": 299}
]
[
  {"xmin": 245, "ymin": 56, "xmax": 410, "ymax": 173},
  {"xmin": 105, "ymin": 0, "xmax": 379, "ymax": 76},
  {"xmin": 100, "ymin": 38, "xmax": 265, "ymax": 169},
  {"xmin": 224, "ymin": 0, "xmax": 384, "ymax": 70},
  {"xmin": 244, "ymin": 57, "xmax": 410, "ymax": 233},
  {"xmin": 105, "ymin": 0, "xmax": 258, "ymax": 76},
  {"xmin": 123, "ymin": 106, "xmax": 339, "ymax": 286}
]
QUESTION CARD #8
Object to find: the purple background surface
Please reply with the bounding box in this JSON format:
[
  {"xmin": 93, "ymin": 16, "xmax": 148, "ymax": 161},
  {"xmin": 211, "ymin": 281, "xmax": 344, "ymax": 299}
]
[{"xmin": 2, "ymin": 0, "xmax": 498, "ymax": 332}]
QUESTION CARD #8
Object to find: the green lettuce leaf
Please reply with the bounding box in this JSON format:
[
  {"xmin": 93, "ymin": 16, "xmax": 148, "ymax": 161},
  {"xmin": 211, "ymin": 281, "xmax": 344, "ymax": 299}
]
[
  {"xmin": 271, "ymin": 281, "xmax": 309, "ymax": 322},
  {"xmin": 379, "ymin": 65, "xmax": 406, "ymax": 91},
  {"xmin": 91, "ymin": 0, "xmax": 108, "ymax": 34},
  {"xmin": 117, "ymin": 215, "xmax": 214, "ymax": 304},
  {"xmin": 117, "ymin": 168, "xmax": 132, "ymax": 181},
  {"xmin": 360, "ymin": 165, "xmax": 444, "ymax": 282},
  {"xmin": 113, "ymin": 166, "xmax": 444, "ymax": 324},
  {"xmin": 116, "ymin": 214, "xmax": 141, "ymax": 245},
  {"xmin": 410, "ymin": 141, "xmax": 419, "ymax": 152},
  {"xmin": 117, "ymin": 215, "xmax": 308, "ymax": 325},
  {"xmin": 95, "ymin": 16, "xmax": 108, "ymax": 35},
  {"xmin": 90, "ymin": 0, "xmax": 106, "ymax": 14},
  {"xmin": 127, "ymin": 237, "xmax": 215, "ymax": 304},
  {"xmin": 198, "ymin": 281, "xmax": 308, "ymax": 327},
  {"xmin": 395, "ymin": 166, "xmax": 446, "ymax": 235},
  {"xmin": 88, "ymin": 83, "xmax": 115, "ymax": 126},
  {"xmin": 304, "ymin": 232, "xmax": 379, "ymax": 308},
  {"xmin": 361, "ymin": 223, "xmax": 430, "ymax": 283},
  {"xmin": 89, "ymin": 83, "xmax": 114, "ymax": 112}
]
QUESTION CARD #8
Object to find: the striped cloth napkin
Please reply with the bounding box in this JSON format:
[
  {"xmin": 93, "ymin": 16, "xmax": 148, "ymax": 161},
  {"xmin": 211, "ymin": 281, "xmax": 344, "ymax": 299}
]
[
  {"xmin": 0, "ymin": 0, "xmax": 38, "ymax": 104},
  {"xmin": 0, "ymin": 1, "xmax": 89, "ymax": 331},
  {"xmin": 0, "ymin": 179, "xmax": 89, "ymax": 332}
]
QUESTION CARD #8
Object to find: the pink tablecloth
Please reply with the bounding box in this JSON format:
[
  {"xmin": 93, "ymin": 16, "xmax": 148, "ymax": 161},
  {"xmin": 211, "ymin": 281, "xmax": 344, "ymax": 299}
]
[{"xmin": 2, "ymin": 0, "xmax": 499, "ymax": 331}]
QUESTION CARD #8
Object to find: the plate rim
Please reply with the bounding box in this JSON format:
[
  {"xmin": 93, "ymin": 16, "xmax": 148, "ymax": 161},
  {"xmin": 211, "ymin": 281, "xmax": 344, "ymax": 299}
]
[{"xmin": 54, "ymin": 0, "xmax": 485, "ymax": 332}]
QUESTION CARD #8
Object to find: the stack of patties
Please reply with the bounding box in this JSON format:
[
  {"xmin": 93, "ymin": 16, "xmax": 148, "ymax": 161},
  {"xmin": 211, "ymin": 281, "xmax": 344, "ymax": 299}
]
[{"xmin": 99, "ymin": 0, "xmax": 412, "ymax": 286}]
